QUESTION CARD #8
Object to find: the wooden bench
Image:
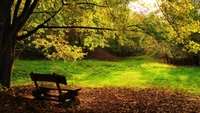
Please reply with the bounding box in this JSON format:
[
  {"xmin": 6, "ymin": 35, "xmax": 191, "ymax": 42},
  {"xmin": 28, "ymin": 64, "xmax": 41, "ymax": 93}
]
[{"xmin": 30, "ymin": 72, "xmax": 81, "ymax": 106}]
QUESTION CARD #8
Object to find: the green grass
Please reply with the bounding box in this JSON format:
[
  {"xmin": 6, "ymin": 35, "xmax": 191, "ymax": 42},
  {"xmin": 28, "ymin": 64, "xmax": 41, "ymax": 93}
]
[{"xmin": 12, "ymin": 56, "xmax": 200, "ymax": 94}]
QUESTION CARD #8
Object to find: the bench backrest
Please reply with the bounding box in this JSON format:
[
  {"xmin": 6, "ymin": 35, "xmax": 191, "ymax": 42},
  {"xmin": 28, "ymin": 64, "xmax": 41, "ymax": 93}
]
[
  {"xmin": 30, "ymin": 73, "xmax": 67, "ymax": 84},
  {"xmin": 30, "ymin": 72, "xmax": 67, "ymax": 94}
]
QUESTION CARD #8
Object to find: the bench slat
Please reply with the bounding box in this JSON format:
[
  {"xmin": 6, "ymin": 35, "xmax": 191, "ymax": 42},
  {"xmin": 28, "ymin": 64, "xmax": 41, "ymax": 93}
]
[
  {"xmin": 40, "ymin": 85, "xmax": 81, "ymax": 91},
  {"xmin": 30, "ymin": 73, "xmax": 67, "ymax": 85}
]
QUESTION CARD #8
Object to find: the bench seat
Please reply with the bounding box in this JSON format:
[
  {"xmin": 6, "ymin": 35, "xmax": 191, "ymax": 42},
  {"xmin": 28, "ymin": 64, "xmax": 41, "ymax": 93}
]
[{"xmin": 39, "ymin": 85, "xmax": 81, "ymax": 92}]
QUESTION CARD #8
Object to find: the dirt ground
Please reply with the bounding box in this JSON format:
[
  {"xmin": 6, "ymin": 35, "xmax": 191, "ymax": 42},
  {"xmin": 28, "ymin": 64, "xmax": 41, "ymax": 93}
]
[
  {"xmin": 85, "ymin": 48, "xmax": 120, "ymax": 61},
  {"xmin": 0, "ymin": 86, "xmax": 199, "ymax": 113}
]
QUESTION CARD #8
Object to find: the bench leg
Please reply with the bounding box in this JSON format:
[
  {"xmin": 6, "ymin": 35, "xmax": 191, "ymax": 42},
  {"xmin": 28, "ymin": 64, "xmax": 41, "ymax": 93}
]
[
  {"xmin": 32, "ymin": 90, "xmax": 42, "ymax": 99},
  {"xmin": 58, "ymin": 94, "xmax": 66, "ymax": 102},
  {"xmin": 58, "ymin": 91, "xmax": 80, "ymax": 107},
  {"xmin": 58, "ymin": 91, "xmax": 78, "ymax": 101},
  {"xmin": 41, "ymin": 89, "xmax": 51, "ymax": 97},
  {"xmin": 63, "ymin": 98, "xmax": 80, "ymax": 107},
  {"xmin": 32, "ymin": 89, "xmax": 51, "ymax": 100}
]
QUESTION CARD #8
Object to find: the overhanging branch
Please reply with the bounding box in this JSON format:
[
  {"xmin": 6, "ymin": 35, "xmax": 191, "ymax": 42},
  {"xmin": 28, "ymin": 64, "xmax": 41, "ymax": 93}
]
[
  {"xmin": 128, "ymin": 24, "xmax": 155, "ymax": 37},
  {"xmin": 13, "ymin": 0, "xmax": 22, "ymax": 19},
  {"xmin": 16, "ymin": 7, "xmax": 62, "ymax": 41},
  {"xmin": 62, "ymin": 0, "xmax": 106, "ymax": 7},
  {"xmin": 156, "ymin": 0, "xmax": 179, "ymax": 36},
  {"xmin": 10, "ymin": 0, "xmax": 39, "ymax": 40},
  {"xmin": 15, "ymin": 0, "xmax": 31, "ymax": 23},
  {"xmin": 42, "ymin": 25, "xmax": 115, "ymax": 31},
  {"xmin": 10, "ymin": 0, "xmax": 31, "ymax": 33},
  {"xmin": 33, "ymin": 11, "xmax": 59, "ymax": 16}
]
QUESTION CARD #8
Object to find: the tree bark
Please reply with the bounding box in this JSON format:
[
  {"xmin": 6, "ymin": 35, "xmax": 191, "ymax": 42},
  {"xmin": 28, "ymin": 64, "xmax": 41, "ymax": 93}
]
[
  {"xmin": 0, "ymin": 0, "xmax": 15, "ymax": 87},
  {"xmin": 0, "ymin": 0, "xmax": 40, "ymax": 88},
  {"xmin": 0, "ymin": 38, "xmax": 15, "ymax": 88}
]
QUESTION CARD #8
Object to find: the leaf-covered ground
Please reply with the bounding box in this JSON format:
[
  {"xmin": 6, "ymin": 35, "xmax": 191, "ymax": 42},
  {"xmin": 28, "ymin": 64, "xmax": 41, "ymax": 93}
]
[{"xmin": 0, "ymin": 86, "xmax": 199, "ymax": 113}]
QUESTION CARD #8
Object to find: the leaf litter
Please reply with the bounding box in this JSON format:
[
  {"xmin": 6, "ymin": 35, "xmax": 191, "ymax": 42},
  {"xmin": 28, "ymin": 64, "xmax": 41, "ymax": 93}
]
[{"xmin": 0, "ymin": 86, "xmax": 199, "ymax": 113}]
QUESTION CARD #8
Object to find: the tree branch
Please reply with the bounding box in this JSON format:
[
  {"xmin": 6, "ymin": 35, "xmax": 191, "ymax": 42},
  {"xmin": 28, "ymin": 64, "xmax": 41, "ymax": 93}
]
[
  {"xmin": 13, "ymin": 0, "xmax": 22, "ymax": 19},
  {"xmin": 62, "ymin": 0, "xmax": 106, "ymax": 7},
  {"xmin": 128, "ymin": 24, "xmax": 156, "ymax": 37},
  {"xmin": 15, "ymin": 0, "xmax": 39, "ymax": 32},
  {"xmin": 105, "ymin": 0, "xmax": 115, "ymax": 22},
  {"xmin": 8, "ymin": 0, "xmax": 32, "ymax": 39},
  {"xmin": 16, "ymin": 8, "xmax": 62, "ymax": 40},
  {"xmin": 41, "ymin": 25, "xmax": 114, "ymax": 31},
  {"xmin": 13, "ymin": 0, "xmax": 31, "ymax": 24},
  {"xmin": 11, "ymin": 0, "xmax": 39, "ymax": 40},
  {"xmin": 33, "ymin": 11, "xmax": 59, "ymax": 16},
  {"xmin": 156, "ymin": 0, "xmax": 179, "ymax": 36}
]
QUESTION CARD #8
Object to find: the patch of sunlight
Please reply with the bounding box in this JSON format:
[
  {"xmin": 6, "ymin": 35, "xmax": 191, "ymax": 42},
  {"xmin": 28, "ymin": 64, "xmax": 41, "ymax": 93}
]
[
  {"xmin": 196, "ymin": 78, "xmax": 200, "ymax": 83},
  {"xmin": 140, "ymin": 62, "xmax": 174, "ymax": 68},
  {"xmin": 71, "ymin": 74, "xmax": 88, "ymax": 80},
  {"xmin": 110, "ymin": 71, "xmax": 149, "ymax": 87},
  {"xmin": 179, "ymin": 75, "xmax": 188, "ymax": 81}
]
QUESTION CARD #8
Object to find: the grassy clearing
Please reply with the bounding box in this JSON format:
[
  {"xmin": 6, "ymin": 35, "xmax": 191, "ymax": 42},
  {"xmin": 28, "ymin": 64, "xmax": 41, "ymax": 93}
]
[{"xmin": 12, "ymin": 56, "xmax": 200, "ymax": 94}]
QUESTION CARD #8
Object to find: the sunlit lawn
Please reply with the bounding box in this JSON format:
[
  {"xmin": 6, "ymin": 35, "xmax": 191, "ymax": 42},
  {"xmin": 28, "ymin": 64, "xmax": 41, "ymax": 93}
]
[{"xmin": 12, "ymin": 56, "xmax": 200, "ymax": 94}]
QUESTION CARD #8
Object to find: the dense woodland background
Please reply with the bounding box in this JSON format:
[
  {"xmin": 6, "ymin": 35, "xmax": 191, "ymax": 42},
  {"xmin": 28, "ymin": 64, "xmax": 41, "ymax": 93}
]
[{"xmin": 15, "ymin": 0, "xmax": 200, "ymax": 65}]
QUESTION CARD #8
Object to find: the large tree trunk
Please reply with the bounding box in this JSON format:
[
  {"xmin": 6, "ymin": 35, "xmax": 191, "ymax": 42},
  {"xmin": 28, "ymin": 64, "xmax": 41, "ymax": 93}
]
[
  {"xmin": 0, "ymin": 0, "xmax": 39, "ymax": 88},
  {"xmin": 0, "ymin": 38, "xmax": 15, "ymax": 88},
  {"xmin": 0, "ymin": 0, "xmax": 15, "ymax": 88}
]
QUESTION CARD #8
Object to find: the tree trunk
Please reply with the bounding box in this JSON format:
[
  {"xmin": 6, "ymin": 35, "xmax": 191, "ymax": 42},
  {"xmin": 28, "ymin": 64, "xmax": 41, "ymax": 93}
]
[
  {"xmin": 0, "ymin": 0, "xmax": 15, "ymax": 88},
  {"xmin": 0, "ymin": 0, "xmax": 39, "ymax": 88},
  {"xmin": 0, "ymin": 39, "xmax": 15, "ymax": 88}
]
